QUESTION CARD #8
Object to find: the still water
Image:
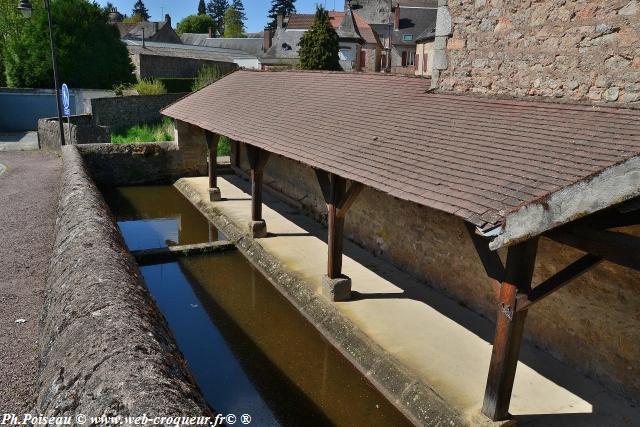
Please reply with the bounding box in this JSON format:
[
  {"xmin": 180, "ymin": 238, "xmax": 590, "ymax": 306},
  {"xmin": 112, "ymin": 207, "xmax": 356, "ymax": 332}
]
[{"xmin": 105, "ymin": 186, "xmax": 412, "ymax": 427}]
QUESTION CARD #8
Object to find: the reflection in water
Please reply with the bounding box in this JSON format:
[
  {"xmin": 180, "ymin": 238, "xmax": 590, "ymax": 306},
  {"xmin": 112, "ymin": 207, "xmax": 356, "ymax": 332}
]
[
  {"xmin": 105, "ymin": 185, "xmax": 412, "ymax": 427},
  {"xmin": 102, "ymin": 186, "xmax": 224, "ymax": 250},
  {"xmin": 142, "ymin": 253, "xmax": 412, "ymax": 427}
]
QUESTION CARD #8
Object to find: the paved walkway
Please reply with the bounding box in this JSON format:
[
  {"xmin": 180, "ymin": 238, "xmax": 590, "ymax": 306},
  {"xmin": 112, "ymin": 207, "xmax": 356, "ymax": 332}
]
[
  {"xmin": 0, "ymin": 150, "xmax": 61, "ymax": 412},
  {"xmin": 180, "ymin": 175, "xmax": 640, "ymax": 427},
  {"xmin": 0, "ymin": 132, "xmax": 39, "ymax": 152}
]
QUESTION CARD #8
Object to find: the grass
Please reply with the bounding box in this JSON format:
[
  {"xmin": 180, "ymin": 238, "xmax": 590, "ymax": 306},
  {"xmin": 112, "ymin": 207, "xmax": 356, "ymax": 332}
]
[
  {"xmin": 111, "ymin": 118, "xmax": 174, "ymax": 144},
  {"xmin": 111, "ymin": 119, "xmax": 232, "ymax": 156}
]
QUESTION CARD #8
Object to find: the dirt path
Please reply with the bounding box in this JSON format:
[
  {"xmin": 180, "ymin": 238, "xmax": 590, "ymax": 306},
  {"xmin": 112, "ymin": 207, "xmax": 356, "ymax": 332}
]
[{"xmin": 0, "ymin": 150, "xmax": 61, "ymax": 413}]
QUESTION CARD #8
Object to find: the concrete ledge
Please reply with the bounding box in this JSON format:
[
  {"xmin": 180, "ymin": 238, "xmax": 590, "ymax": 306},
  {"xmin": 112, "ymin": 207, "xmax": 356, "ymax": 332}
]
[
  {"xmin": 133, "ymin": 241, "xmax": 235, "ymax": 266},
  {"xmin": 36, "ymin": 146, "xmax": 211, "ymax": 417},
  {"xmin": 175, "ymin": 178, "xmax": 504, "ymax": 427},
  {"xmin": 77, "ymin": 142, "xmax": 206, "ymax": 186}
]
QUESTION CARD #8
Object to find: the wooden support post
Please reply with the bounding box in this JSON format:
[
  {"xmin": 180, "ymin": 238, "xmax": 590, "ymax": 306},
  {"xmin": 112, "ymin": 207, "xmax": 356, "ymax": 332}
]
[
  {"xmin": 482, "ymin": 238, "xmax": 538, "ymax": 421},
  {"xmin": 205, "ymin": 131, "xmax": 221, "ymax": 201},
  {"xmin": 246, "ymin": 144, "xmax": 270, "ymax": 238},
  {"xmin": 315, "ymin": 169, "xmax": 363, "ymax": 301}
]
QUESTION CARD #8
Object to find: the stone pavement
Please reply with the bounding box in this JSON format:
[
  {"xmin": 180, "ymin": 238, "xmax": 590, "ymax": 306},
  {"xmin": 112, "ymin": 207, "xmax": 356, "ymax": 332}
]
[
  {"xmin": 0, "ymin": 150, "xmax": 61, "ymax": 412},
  {"xmin": 179, "ymin": 175, "xmax": 640, "ymax": 427},
  {"xmin": 0, "ymin": 132, "xmax": 39, "ymax": 151}
]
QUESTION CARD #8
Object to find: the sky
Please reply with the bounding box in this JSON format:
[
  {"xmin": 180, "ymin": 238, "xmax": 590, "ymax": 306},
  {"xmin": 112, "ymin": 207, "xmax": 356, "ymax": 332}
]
[{"xmin": 97, "ymin": 0, "xmax": 345, "ymax": 33}]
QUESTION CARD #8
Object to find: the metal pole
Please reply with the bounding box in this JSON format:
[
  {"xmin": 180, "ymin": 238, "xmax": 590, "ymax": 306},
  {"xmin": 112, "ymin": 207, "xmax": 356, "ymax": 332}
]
[{"xmin": 45, "ymin": 0, "xmax": 65, "ymax": 146}]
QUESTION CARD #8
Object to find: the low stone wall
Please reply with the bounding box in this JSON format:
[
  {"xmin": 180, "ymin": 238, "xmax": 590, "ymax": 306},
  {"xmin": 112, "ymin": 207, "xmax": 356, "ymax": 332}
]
[
  {"xmin": 78, "ymin": 141, "xmax": 206, "ymax": 186},
  {"xmin": 36, "ymin": 145, "xmax": 211, "ymax": 417},
  {"xmin": 233, "ymin": 146, "xmax": 640, "ymax": 402},
  {"xmin": 90, "ymin": 93, "xmax": 187, "ymax": 131},
  {"xmin": 38, "ymin": 115, "xmax": 110, "ymax": 153}
]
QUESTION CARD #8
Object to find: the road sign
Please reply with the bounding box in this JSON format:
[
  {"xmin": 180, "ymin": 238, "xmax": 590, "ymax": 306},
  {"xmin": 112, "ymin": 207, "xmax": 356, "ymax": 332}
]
[{"xmin": 61, "ymin": 83, "xmax": 70, "ymax": 116}]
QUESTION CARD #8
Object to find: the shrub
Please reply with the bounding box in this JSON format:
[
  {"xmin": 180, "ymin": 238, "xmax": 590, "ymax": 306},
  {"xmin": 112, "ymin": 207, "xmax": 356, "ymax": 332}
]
[
  {"xmin": 218, "ymin": 135, "xmax": 231, "ymax": 155},
  {"xmin": 192, "ymin": 65, "xmax": 224, "ymax": 91},
  {"xmin": 132, "ymin": 79, "xmax": 167, "ymax": 95}
]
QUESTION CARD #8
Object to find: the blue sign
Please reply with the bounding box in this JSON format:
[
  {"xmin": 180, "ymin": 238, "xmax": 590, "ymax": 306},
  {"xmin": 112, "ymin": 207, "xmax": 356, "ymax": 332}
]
[{"xmin": 61, "ymin": 83, "xmax": 70, "ymax": 116}]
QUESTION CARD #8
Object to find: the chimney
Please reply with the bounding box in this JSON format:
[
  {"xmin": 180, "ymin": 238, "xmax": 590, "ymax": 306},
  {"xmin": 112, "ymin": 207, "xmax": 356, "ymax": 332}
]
[
  {"xmin": 394, "ymin": 4, "xmax": 400, "ymax": 30},
  {"xmin": 154, "ymin": 21, "xmax": 159, "ymax": 32},
  {"xmin": 208, "ymin": 26, "xmax": 214, "ymax": 38},
  {"xmin": 164, "ymin": 14, "xmax": 171, "ymax": 26},
  {"xmin": 277, "ymin": 13, "xmax": 284, "ymax": 30},
  {"xmin": 263, "ymin": 28, "xmax": 272, "ymax": 50}
]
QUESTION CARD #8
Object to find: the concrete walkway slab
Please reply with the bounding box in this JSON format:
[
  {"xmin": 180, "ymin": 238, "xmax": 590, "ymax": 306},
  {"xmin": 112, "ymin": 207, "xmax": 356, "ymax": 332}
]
[
  {"xmin": 0, "ymin": 132, "xmax": 39, "ymax": 151},
  {"xmin": 178, "ymin": 175, "xmax": 639, "ymax": 426}
]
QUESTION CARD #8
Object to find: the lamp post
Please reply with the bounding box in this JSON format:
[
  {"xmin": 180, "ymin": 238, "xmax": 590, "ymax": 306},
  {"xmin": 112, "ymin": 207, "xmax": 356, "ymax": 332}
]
[{"xmin": 17, "ymin": 0, "xmax": 65, "ymax": 146}]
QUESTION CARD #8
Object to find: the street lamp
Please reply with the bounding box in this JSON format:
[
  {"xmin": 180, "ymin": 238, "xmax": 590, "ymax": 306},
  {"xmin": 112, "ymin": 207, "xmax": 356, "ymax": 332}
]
[{"xmin": 17, "ymin": 0, "xmax": 66, "ymax": 146}]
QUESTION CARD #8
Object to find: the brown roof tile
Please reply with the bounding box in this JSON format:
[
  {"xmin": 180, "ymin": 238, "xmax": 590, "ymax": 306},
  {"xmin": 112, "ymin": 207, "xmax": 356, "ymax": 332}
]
[{"xmin": 162, "ymin": 71, "xmax": 640, "ymax": 234}]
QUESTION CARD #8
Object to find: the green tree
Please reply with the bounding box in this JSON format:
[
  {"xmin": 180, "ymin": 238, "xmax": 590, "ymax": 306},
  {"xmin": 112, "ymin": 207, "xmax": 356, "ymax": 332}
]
[
  {"xmin": 4, "ymin": 0, "xmax": 136, "ymax": 89},
  {"xmin": 132, "ymin": 0, "xmax": 150, "ymax": 21},
  {"xmin": 122, "ymin": 14, "xmax": 143, "ymax": 24},
  {"xmin": 223, "ymin": 7, "xmax": 244, "ymax": 38},
  {"xmin": 267, "ymin": 0, "xmax": 296, "ymax": 30},
  {"xmin": 232, "ymin": 0, "xmax": 246, "ymax": 22},
  {"xmin": 206, "ymin": 0, "xmax": 228, "ymax": 37},
  {"xmin": 0, "ymin": 0, "xmax": 23, "ymax": 86},
  {"xmin": 298, "ymin": 5, "xmax": 340, "ymax": 71},
  {"xmin": 198, "ymin": 0, "xmax": 207, "ymax": 15},
  {"xmin": 176, "ymin": 14, "xmax": 215, "ymax": 34}
]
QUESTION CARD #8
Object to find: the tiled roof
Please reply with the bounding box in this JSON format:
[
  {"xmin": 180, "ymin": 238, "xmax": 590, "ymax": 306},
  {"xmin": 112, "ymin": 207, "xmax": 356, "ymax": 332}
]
[
  {"xmin": 285, "ymin": 12, "xmax": 379, "ymax": 45},
  {"xmin": 162, "ymin": 71, "xmax": 640, "ymax": 239}
]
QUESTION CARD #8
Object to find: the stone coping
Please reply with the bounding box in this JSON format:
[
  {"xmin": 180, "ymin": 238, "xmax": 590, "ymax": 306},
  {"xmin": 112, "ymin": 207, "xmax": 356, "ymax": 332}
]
[{"xmin": 36, "ymin": 145, "xmax": 211, "ymax": 419}]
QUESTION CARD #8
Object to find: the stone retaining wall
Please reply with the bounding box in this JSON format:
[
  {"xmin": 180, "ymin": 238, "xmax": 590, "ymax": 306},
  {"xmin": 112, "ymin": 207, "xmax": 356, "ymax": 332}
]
[
  {"xmin": 36, "ymin": 145, "xmax": 211, "ymax": 418},
  {"xmin": 90, "ymin": 94, "xmax": 187, "ymax": 131},
  {"xmin": 439, "ymin": 0, "xmax": 640, "ymax": 105},
  {"xmin": 78, "ymin": 141, "xmax": 206, "ymax": 186},
  {"xmin": 234, "ymin": 146, "xmax": 640, "ymax": 402},
  {"xmin": 38, "ymin": 115, "xmax": 109, "ymax": 153}
]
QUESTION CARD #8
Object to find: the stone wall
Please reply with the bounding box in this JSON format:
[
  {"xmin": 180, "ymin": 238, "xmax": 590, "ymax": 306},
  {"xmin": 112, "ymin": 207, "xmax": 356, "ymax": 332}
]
[
  {"xmin": 37, "ymin": 145, "xmax": 211, "ymax": 417},
  {"xmin": 78, "ymin": 120, "xmax": 207, "ymax": 186},
  {"xmin": 234, "ymin": 146, "xmax": 640, "ymax": 402},
  {"xmin": 137, "ymin": 54, "xmax": 238, "ymax": 79},
  {"xmin": 38, "ymin": 115, "xmax": 110, "ymax": 153},
  {"xmin": 438, "ymin": 0, "xmax": 640, "ymax": 105},
  {"xmin": 90, "ymin": 93, "xmax": 187, "ymax": 131}
]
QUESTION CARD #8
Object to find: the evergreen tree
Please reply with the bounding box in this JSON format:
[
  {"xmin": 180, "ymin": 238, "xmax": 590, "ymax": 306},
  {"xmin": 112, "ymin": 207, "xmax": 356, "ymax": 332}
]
[
  {"xmin": 223, "ymin": 7, "xmax": 245, "ymax": 38},
  {"xmin": 267, "ymin": 0, "xmax": 296, "ymax": 30},
  {"xmin": 198, "ymin": 0, "xmax": 206, "ymax": 15},
  {"xmin": 132, "ymin": 0, "xmax": 150, "ymax": 21},
  {"xmin": 206, "ymin": 0, "xmax": 228, "ymax": 37},
  {"xmin": 298, "ymin": 5, "xmax": 340, "ymax": 71},
  {"xmin": 232, "ymin": 0, "xmax": 246, "ymax": 22}
]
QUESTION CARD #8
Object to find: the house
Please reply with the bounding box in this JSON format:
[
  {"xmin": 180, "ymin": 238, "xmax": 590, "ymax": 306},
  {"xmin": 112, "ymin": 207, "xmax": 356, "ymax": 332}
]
[
  {"xmin": 124, "ymin": 40, "xmax": 247, "ymax": 79},
  {"xmin": 368, "ymin": 2, "xmax": 437, "ymax": 74},
  {"xmin": 261, "ymin": 9, "xmax": 381, "ymax": 72},
  {"xmin": 116, "ymin": 15, "xmax": 182, "ymax": 45},
  {"xmin": 181, "ymin": 32, "xmax": 265, "ymax": 57}
]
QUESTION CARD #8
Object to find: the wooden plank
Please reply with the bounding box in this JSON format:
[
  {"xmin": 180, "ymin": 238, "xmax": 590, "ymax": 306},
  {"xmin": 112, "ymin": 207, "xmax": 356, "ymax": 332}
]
[
  {"xmin": 327, "ymin": 174, "xmax": 346, "ymax": 278},
  {"xmin": 205, "ymin": 131, "xmax": 219, "ymax": 189},
  {"xmin": 546, "ymin": 226, "xmax": 640, "ymax": 272},
  {"xmin": 516, "ymin": 254, "xmax": 602, "ymax": 312},
  {"xmin": 482, "ymin": 238, "xmax": 538, "ymax": 421},
  {"xmin": 337, "ymin": 182, "xmax": 364, "ymax": 219}
]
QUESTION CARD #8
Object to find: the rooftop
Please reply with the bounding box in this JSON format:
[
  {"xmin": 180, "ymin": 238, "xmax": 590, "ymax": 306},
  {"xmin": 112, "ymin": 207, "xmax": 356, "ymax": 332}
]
[
  {"xmin": 162, "ymin": 71, "xmax": 640, "ymax": 248},
  {"xmin": 124, "ymin": 40, "xmax": 258, "ymax": 62}
]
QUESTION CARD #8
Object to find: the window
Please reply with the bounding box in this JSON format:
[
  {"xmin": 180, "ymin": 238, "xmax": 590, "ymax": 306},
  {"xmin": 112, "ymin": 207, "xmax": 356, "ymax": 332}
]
[
  {"xmin": 403, "ymin": 51, "xmax": 415, "ymax": 67},
  {"xmin": 403, "ymin": 34, "xmax": 413, "ymax": 42},
  {"xmin": 401, "ymin": 51, "xmax": 407, "ymax": 66},
  {"xmin": 423, "ymin": 53, "xmax": 428, "ymax": 72}
]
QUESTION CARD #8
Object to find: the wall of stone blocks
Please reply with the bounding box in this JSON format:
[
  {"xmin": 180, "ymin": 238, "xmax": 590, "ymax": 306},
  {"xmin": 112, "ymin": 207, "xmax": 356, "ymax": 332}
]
[
  {"xmin": 234, "ymin": 146, "xmax": 640, "ymax": 401},
  {"xmin": 38, "ymin": 115, "xmax": 110, "ymax": 153},
  {"xmin": 137, "ymin": 55, "xmax": 238, "ymax": 79},
  {"xmin": 90, "ymin": 93, "xmax": 186, "ymax": 132},
  {"xmin": 439, "ymin": 0, "xmax": 640, "ymax": 105}
]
